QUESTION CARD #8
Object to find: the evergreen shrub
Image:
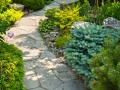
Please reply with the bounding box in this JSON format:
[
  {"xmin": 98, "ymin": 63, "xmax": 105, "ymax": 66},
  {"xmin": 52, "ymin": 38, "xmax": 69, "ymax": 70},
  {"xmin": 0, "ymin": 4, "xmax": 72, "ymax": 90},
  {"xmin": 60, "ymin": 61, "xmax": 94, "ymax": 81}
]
[
  {"xmin": 0, "ymin": 20, "xmax": 10, "ymax": 42},
  {"xmin": 54, "ymin": 5, "xmax": 85, "ymax": 34},
  {"xmin": 23, "ymin": 0, "xmax": 45, "ymax": 10},
  {"xmin": 64, "ymin": 24, "xmax": 116, "ymax": 80},
  {"xmin": 96, "ymin": 1, "xmax": 120, "ymax": 24},
  {"xmin": 90, "ymin": 36, "xmax": 120, "ymax": 90},
  {"xmin": 0, "ymin": 42, "xmax": 25, "ymax": 90}
]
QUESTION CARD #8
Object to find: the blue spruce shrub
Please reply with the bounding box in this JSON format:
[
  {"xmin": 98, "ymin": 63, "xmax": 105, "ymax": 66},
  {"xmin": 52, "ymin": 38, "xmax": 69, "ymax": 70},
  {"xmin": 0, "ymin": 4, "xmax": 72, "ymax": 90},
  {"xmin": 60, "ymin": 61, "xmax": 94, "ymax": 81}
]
[{"xmin": 64, "ymin": 24, "xmax": 118, "ymax": 80}]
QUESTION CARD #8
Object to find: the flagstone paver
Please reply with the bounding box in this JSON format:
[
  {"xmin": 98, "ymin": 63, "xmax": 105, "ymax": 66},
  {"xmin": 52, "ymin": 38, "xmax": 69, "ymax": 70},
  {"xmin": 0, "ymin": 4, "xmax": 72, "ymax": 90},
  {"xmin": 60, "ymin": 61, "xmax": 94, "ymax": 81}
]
[{"xmin": 7, "ymin": 1, "xmax": 86, "ymax": 90}]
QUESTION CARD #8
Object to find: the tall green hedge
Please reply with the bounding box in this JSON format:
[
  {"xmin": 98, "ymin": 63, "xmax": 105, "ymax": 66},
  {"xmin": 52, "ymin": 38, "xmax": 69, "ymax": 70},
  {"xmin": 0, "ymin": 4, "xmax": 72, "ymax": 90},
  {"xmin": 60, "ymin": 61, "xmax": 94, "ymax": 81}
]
[{"xmin": 0, "ymin": 42, "xmax": 25, "ymax": 90}]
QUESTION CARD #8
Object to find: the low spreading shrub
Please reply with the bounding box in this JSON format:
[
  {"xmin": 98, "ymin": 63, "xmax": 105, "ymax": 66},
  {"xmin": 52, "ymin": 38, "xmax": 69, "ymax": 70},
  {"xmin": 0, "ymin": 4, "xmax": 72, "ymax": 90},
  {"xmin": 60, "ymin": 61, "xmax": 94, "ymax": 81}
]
[
  {"xmin": 64, "ymin": 24, "xmax": 119, "ymax": 80},
  {"xmin": 55, "ymin": 34, "xmax": 71, "ymax": 48},
  {"xmin": 0, "ymin": 0, "xmax": 12, "ymax": 12},
  {"xmin": 0, "ymin": 9, "xmax": 23, "ymax": 24},
  {"xmin": 90, "ymin": 36, "xmax": 120, "ymax": 90},
  {"xmin": 0, "ymin": 42, "xmax": 25, "ymax": 90},
  {"xmin": 45, "ymin": 8, "xmax": 60, "ymax": 19},
  {"xmin": 23, "ymin": 0, "xmax": 45, "ymax": 10},
  {"xmin": 54, "ymin": 5, "xmax": 85, "ymax": 34},
  {"xmin": 38, "ymin": 19, "xmax": 57, "ymax": 33}
]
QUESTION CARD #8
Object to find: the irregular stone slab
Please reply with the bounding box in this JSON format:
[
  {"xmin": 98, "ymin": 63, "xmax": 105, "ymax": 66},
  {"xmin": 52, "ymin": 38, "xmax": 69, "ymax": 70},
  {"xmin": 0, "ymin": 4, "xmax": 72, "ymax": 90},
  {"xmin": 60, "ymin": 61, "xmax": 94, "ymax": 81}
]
[
  {"xmin": 51, "ymin": 58, "xmax": 61, "ymax": 64},
  {"xmin": 71, "ymin": 21, "xmax": 90, "ymax": 29},
  {"xmin": 55, "ymin": 0, "xmax": 79, "ymax": 4},
  {"xmin": 17, "ymin": 26, "xmax": 35, "ymax": 32},
  {"xmin": 23, "ymin": 48, "xmax": 42, "ymax": 61},
  {"xmin": 34, "ymin": 58, "xmax": 55, "ymax": 70},
  {"xmin": 103, "ymin": 17, "xmax": 120, "ymax": 29},
  {"xmin": 24, "ymin": 72, "xmax": 40, "ymax": 89},
  {"xmin": 35, "ymin": 68, "xmax": 63, "ymax": 90},
  {"xmin": 36, "ymin": 41, "xmax": 47, "ymax": 50},
  {"xmin": 24, "ymin": 61, "xmax": 37, "ymax": 70},
  {"xmin": 16, "ymin": 17, "xmax": 36, "ymax": 26},
  {"xmin": 53, "ymin": 64, "xmax": 71, "ymax": 72},
  {"xmin": 27, "ymin": 11, "xmax": 45, "ymax": 16},
  {"xmin": 39, "ymin": 51, "xmax": 56, "ymax": 59},
  {"xmin": 53, "ymin": 70, "xmax": 75, "ymax": 82},
  {"xmin": 25, "ymin": 70, "xmax": 35, "ymax": 76},
  {"xmin": 16, "ymin": 36, "xmax": 36, "ymax": 48},
  {"xmin": 30, "ymin": 87, "xmax": 45, "ymax": 90},
  {"xmin": 49, "ymin": 1, "xmax": 60, "ymax": 6},
  {"xmin": 54, "ymin": 80, "xmax": 85, "ymax": 90},
  {"xmin": 44, "ymin": 5, "xmax": 60, "ymax": 11},
  {"xmin": 28, "ymin": 16, "xmax": 41, "ymax": 20},
  {"xmin": 28, "ymin": 28, "xmax": 43, "ymax": 41},
  {"xmin": 6, "ymin": 27, "xmax": 28, "ymax": 41}
]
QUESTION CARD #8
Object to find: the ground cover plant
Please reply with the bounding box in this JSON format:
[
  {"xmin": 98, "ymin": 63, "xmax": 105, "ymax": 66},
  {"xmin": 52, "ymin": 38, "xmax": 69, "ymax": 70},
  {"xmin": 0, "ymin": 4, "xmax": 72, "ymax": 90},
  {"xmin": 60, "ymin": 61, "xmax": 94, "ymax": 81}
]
[
  {"xmin": 90, "ymin": 36, "xmax": 120, "ymax": 90},
  {"xmin": 0, "ymin": 42, "xmax": 25, "ymax": 90}
]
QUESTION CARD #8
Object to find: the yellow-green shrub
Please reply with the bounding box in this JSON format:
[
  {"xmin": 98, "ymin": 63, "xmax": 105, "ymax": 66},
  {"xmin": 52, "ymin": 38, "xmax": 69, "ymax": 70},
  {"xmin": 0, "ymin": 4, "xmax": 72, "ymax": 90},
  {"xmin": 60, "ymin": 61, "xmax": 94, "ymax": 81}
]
[
  {"xmin": 0, "ymin": 9, "xmax": 23, "ymax": 24},
  {"xmin": 54, "ymin": 5, "xmax": 85, "ymax": 34},
  {"xmin": 55, "ymin": 34, "xmax": 71, "ymax": 48},
  {"xmin": 0, "ymin": 0, "xmax": 12, "ymax": 12}
]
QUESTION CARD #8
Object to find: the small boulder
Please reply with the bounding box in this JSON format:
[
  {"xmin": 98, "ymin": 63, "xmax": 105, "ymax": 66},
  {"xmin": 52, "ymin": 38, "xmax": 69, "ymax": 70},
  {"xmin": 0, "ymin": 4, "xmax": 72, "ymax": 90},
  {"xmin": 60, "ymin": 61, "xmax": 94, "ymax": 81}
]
[{"xmin": 103, "ymin": 17, "xmax": 120, "ymax": 29}]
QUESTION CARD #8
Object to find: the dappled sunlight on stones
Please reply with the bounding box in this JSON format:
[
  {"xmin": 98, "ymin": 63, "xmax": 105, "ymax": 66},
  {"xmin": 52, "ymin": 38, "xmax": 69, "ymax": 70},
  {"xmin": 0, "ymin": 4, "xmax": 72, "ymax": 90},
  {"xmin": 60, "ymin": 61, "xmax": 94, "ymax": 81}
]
[
  {"xmin": 17, "ymin": 26, "xmax": 35, "ymax": 32},
  {"xmin": 39, "ymin": 51, "xmax": 56, "ymax": 59},
  {"xmin": 28, "ymin": 28, "xmax": 43, "ymax": 41},
  {"xmin": 16, "ymin": 17, "xmax": 36, "ymax": 26},
  {"xmin": 23, "ymin": 48, "xmax": 42, "ymax": 61},
  {"xmin": 54, "ymin": 80, "xmax": 85, "ymax": 90},
  {"xmin": 35, "ymin": 68, "xmax": 63, "ymax": 90},
  {"xmin": 35, "ymin": 58, "xmax": 55, "ymax": 70},
  {"xmin": 53, "ymin": 64, "xmax": 71, "ymax": 72},
  {"xmin": 24, "ymin": 61, "xmax": 37, "ymax": 70},
  {"xmin": 36, "ymin": 41, "xmax": 47, "ymax": 50},
  {"xmin": 24, "ymin": 72, "xmax": 40, "ymax": 89},
  {"xmin": 25, "ymin": 70, "xmax": 35, "ymax": 76},
  {"xmin": 16, "ymin": 37, "xmax": 36, "ymax": 48},
  {"xmin": 53, "ymin": 70, "xmax": 76, "ymax": 82}
]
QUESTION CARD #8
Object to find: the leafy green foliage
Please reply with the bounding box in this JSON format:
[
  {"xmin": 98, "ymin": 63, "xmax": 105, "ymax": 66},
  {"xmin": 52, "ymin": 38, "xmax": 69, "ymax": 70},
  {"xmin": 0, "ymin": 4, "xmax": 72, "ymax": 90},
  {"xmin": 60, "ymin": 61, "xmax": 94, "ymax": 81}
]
[
  {"xmin": 64, "ymin": 24, "xmax": 112, "ymax": 79},
  {"xmin": 0, "ymin": 20, "xmax": 10, "ymax": 42},
  {"xmin": 96, "ymin": 1, "xmax": 120, "ymax": 24},
  {"xmin": 54, "ymin": 5, "xmax": 85, "ymax": 34},
  {"xmin": 45, "ymin": 0, "xmax": 52, "ymax": 5},
  {"xmin": 90, "ymin": 36, "xmax": 120, "ymax": 90},
  {"xmin": 38, "ymin": 19, "xmax": 57, "ymax": 33},
  {"xmin": 45, "ymin": 8, "xmax": 60, "ymax": 19},
  {"xmin": 55, "ymin": 34, "xmax": 71, "ymax": 48},
  {"xmin": 79, "ymin": 0, "xmax": 90, "ymax": 16},
  {"xmin": 23, "ymin": 0, "xmax": 45, "ymax": 10},
  {"xmin": 0, "ymin": 42, "xmax": 25, "ymax": 90},
  {"xmin": 0, "ymin": 9, "xmax": 23, "ymax": 24},
  {"xmin": 0, "ymin": 0, "xmax": 12, "ymax": 12},
  {"xmin": 12, "ymin": 0, "xmax": 24, "ymax": 4}
]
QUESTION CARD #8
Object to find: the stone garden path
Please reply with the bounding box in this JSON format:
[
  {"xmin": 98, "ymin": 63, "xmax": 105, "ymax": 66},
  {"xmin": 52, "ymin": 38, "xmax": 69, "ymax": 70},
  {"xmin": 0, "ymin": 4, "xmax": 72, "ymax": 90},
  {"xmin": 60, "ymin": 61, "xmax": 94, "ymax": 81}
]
[{"xmin": 7, "ymin": 1, "xmax": 86, "ymax": 90}]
